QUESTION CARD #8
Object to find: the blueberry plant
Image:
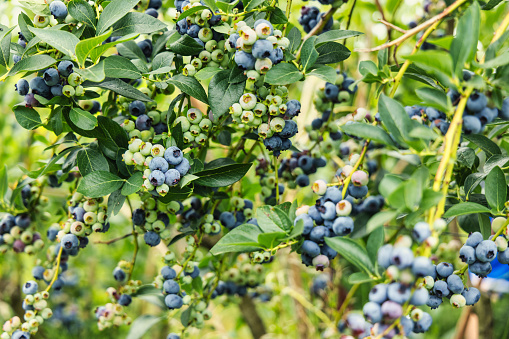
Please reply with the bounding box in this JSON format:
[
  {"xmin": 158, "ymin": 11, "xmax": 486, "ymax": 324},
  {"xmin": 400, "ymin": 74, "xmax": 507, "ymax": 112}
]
[{"xmin": 1, "ymin": 0, "xmax": 509, "ymax": 338}]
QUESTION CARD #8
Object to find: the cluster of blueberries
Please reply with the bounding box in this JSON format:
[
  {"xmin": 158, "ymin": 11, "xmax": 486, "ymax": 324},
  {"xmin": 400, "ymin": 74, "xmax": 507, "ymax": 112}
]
[
  {"xmin": 0, "ymin": 212, "xmax": 42, "ymax": 255},
  {"xmin": 173, "ymin": 108, "xmax": 213, "ymax": 145},
  {"xmin": 278, "ymin": 152, "xmax": 328, "ymax": 188},
  {"xmin": 132, "ymin": 202, "xmax": 174, "ymax": 248},
  {"xmin": 1, "ymin": 281, "xmax": 53, "ymax": 339},
  {"xmin": 459, "ymin": 231, "xmax": 499, "ymax": 277},
  {"xmin": 123, "ymin": 140, "xmax": 191, "ymax": 197},
  {"xmin": 143, "ymin": 0, "xmax": 163, "ymax": 18},
  {"xmin": 160, "ymin": 266, "xmax": 183, "ymax": 310},
  {"xmin": 218, "ymin": 197, "xmax": 255, "ymax": 230},
  {"xmin": 15, "ymin": 60, "xmax": 87, "ymax": 108},
  {"xmin": 314, "ymin": 72, "xmax": 358, "ymax": 112},
  {"xmin": 212, "ymin": 264, "xmax": 266, "ymax": 298},
  {"xmin": 122, "ymin": 100, "xmax": 169, "ymax": 139},
  {"xmin": 298, "ymin": 7, "xmax": 334, "ymax": 34}
]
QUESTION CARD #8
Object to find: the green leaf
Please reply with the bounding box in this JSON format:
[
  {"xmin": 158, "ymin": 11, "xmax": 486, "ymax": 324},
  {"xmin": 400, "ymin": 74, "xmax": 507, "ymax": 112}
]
[
  {"xmin": 324, "ymin": 237, "xmax": 374, "ymax": 275},
  {"xmin": 367, "ymin": 226, "xmax": 384, "ymax": 265},
  {"xmin": 126, "ymin": 315, "xmax": 163, "ymax": 339},
  {"xmin": 116, "ymin": 40, "xmax": 147, "ymax": 61},
  {"xmin": 340, "ymin": 122, "xmax": 396, "ymax": 147},
  {"xmin": 405, "ymin": 50, "xmax": 453, "ymax": 84},
  {"xmin": 264, "ymin": 63, "xmax": 302, "ymax": 85},
  {"xmin": 104, "ymin": 55, "xmax": 141, "ymax": 79},
  {"xmin": 121, "ymin": 172, "xmax": 144, "ymax": 196},
  {"xmin": 107, "ymin": 189, "xmax": 126, "ymax": 217},
  {"xmin": 477, "ymin": 50, "xmax": 509, "ymax": 69},
  {"xmin": 484, "ymin": 154, "xmax": 509, "ymax": 173},
  {"xmin": 450, "ymin": 2, "xmax": 480, "ymax": 78},
  {"xmin": 300, "ymin": 36, "xmax": 318, "ymax": 71},
  {"xmin": 13, "ymin": 106, "xmax": 41, "ymax": 130},
  {"xmin": 404, "ymin": 179, "xmax": 422, "ymax": 210},
  {"xmin": 0, "ymin": 31, "xmax": 11, "ymax": 68},
  {"xmin": 464, "ymin": 134, "xmax": 501, "ymax": 157},
  {"xmin": 84, "ymin": 78, "xmax": 151, "ymax": 101},
  {"xmin": 179, "ymin": 174, "xmax": 199, "ymax": 188},
  {"xmin": 287, "ymin": 26, "xmax": 301, "ymax": 52},
  {"xmin": 270, "ymin": 7, "xmax": 288, "ymax": 24},
  {"xmin": 151, "ymin": 52, "xmax": 175, "ymax": 73},
  {"xmin": 245, "ymin": 0, "xmax": 265, "ymax": 11},
  {"xmin": 168, "ymin": 34, "xmax": 204, "ymax": 56},
  {"xmin": 18, "ymin": 13, "xmax": 34, "ymax": 42},
  {"xmin": 77, "ymin": 148, "xmax": 109, "ymax": 176},
  {"xmin": 420, "ymin": 189, "xmax": 444, "ymax": 209},
  {"xmin": 193, "ymin": 163, "xmax": 251, "ymax": 187},
  {"xmin": 315, "ymin": 30, "xmax": 363, "ymax": 45},
  {"xmin": 89, "ymin": 33, "xmax": 139, "ymax": 63},
  {"xmin": 485, "ymin": 166, "xmax": 507, "ymax": 211},
  {"xmin": 5, "ymin": 54, "xmax": 57, "ymax": 77},
  {"xmin": 464, "ymin": 172, "xmax": 486, "ymax": 198},
  {"xmin": 416, "ymin": 87, "xmax": 452, "ymax": 112},
  {"xmin": 96, "ymin": 0, "xmax": 140, "ymax": 35},
  {"xmin": 0, "ymin": 165, "xmax": 8, "ymax": 203},
  {"xmin": 208, "ymin": 69, "xmax": 245, "ymax": 119},
  {"xmin": 443, "ymin": 202, "xmax": 491, "ymax": 218},
  {"xmin": 75, "ymin": 61, "xmax": 106, "ymax": 82},
  {"xmin": 168, "ymin": 74, "xmax": 208, "ymax": 104},
  {"xmin": 307, "ymin": 65, "xmax": 337, "ymax": 83},
  {"xmin": 315, "ymin": 42, "xmax": 351, "ymax": 64},
  {"xmin": 478, "ymin": 214, "xmax": 492, "ymax": 240},
  {"xmin": 379, "ymin": 174, "xmax": 403, "ymax": 198},
  {"xmin": 457, "ymin": 147, "xmax": 476, "ymax": 168},
  {"xmin": 112, "ymin": 12, "xmax": 166, "ymax": 36},
  {"xmin": 77, "ymin": 171, "xmax": 125, "ymax": 198},
  {"xmin": 69, "ymin": 107, "xmax": 98, "ymax": 130},
  {"xmin": 75, "ymin": 28, "xmax": 112, "ymax": 67},
  {"xmin": 348, "ymin": 272, "xmax": 375, "ymax": 284},
  {"xmin": 210, "ymin": 224, "xmax": 263, "ymax": 255},
  {"xmin": 195, "ymin": 66, "xmax": 221, "ymax": 80},
  {"xmin": 68, "ymin": 0, "xmax": 97, "ymax": 28},
  {"xmin": 366, "ymin": 210, "xmax": 397, "ymax": 234},
  {"xmin": 258, "ymin": 232, "xmax": 287, "ymax": 248},
  {"xmin": 97, "ymin": 116, "xmax": 129, "ymax": 159},
  {"xmin": 256, "ymin": 205, "xmax": 292, "ymax": 233},
  {"xmin": 178, "ymin": 5, "xmax": 208, "ymax": 20},
  {"xmin": 28, "ymin": 27, "xmax": 80, "ymax": 57},
  {"xmin": 377, "ymin": 94, "xmax": 413, "ymax": 146},
  {"xmin": 482, "ymin": 0, "xmax": 504, "ymax": 9}
]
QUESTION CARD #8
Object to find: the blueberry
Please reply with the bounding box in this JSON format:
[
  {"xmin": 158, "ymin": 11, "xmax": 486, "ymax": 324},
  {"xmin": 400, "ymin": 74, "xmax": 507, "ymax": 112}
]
[
  {"xmin": 149, "ymin": 157, "xmax": 169, "ymax": 172},
  {"xmin": 320, "ymin": 243, "xmax": 337, "ymax": 259},
  {"xmin": 459, "ymin": 245, "xmax": 476, "ymax": 264},
  {"xmin": 175, "ymin": 157, "xmax": 190, "ymax": 176},
  {"xmin": 149, "ymin": 0, "xmax": 162, "ymax": 8},
  {"xmin": 164, "ymin": 169, "xmax": 181, "ymax": 187},
  {"xmin": 324, "ymin": 186, "xmax": 342, "ymax": 203},
  {"xmin": 469, "ymin": 260, "xmax": 492, "ymax": 277},
  {"xmin": 500, "ymin": 98, "xmax": 509, "ymax": 120},
  {"xmin": 426, "ymin": 294, "xmax": 443, "ymax": 309},
  {"xmin": 332, "ymin": 217, "xmax": 354, "ymax": 236},
  {"xmin": 15, "ymin": 214, "xmax": 31, "ymax": 228},
  {"xmin": 475, "ymin": 107, "xmax": 498, "ymax": 125},
  {"xmin": 346, "ymin": 313, "xmax": 366, "ymax": 332},
  {"xmin": 220, "ymin": 211, "xmax": 236, "ymax": 229},
  {"xmin": 462, "ymin": 115, "xmax": 482, "ymax": 134},
  {"xmin": 47, "ymin": 227, "xmax": 58, "ymax": 241},
  {"xmin": 129, "ymin": 100, "xmax": 146, "ymax": 116},
  {"xmin": 399, "ymin": 316, "xmax": 414, "ymax": 336},
  {"xmin": 163, "ymin": 279, "xmax": 180, "ymax": 294},
  {"xmin": 72, "ymin": 206, "xmax": 86, "ymax": 222},
  {"xmin": 286, "ymin": 100, "xmax": 301, "ymax": 117},
  {"xmin": 475, "ymin": 240, "xmax": 497, "ymax": 262},
  {"xmin": 278, "ymin": 120, "xmax": 298, "ymax": 139},
  {"xmin": 264, "ymin": 136, "xmax": 283, "ymax": 151},
  {"xmin": 187, "ymin": 24, "xmax": 201, "ymax": 38},
  {"xmin": 347, "ymin": 185, "xmax": 368, "ymax": 199},
  {"xmin": 412, "ymin": 256, "xmax": 434, "ymax": 277},
  {"xmin": 161, "ymin": 266, "xmax": 177, "ymax": 280},
  {"xmin": 144, "ymin": 231, "xmax": 161, "ymax": 247},
  {"xmin": 413, "ymin": 312, "xmax": 432, "ymax": 333},
  {"xmin": 12, "ymin": 331, "xmax": 31, "ymax": 339},
  {"xmin": 309, "ymin": 226, "xmax": 328, "ymax": 243},
  {"xmin": 32, "ymin": 266, "xmax": 45, "ymax": 280},
  {"xmin": 16, "ymin": 79, "xmax": 29, "ymax": 95},
  {"xmin": 165, "ymin": 294, "xmax": 183, "ymax": 309},
  {"xmin": 498, "ymin": 248, "xmax": 509, "ymax": 264},
  {"xmin": 410, "ymin": 287, "xmax": 429, "ymax": 306},
  {"xmin": 138, "ymin": 39, "xmax": 153, "ymax": 58},
  {"xmin": 447, "ymin": 274, "xmax": 464, "ymax": 294},
  {"xmin": 149, "ymin": 170, "xmax": 166, "ymax": 187},
  {"xmin": 269, "ymin": 47, "xmax": 284, "ymax": 65},
  {"xmin": 49, "ymin": 0, "xmax": 68, "ymax": 19},
  {"xmin": 436, "ymin": 262, "xmax": 454, "ymax": 278},
  {"xmin": 164, "ymin": 146, "xmax": 183, "ymax": 165},
  {"xmin": 433, "ymin": 280, "xmax": 449, "ymax": 298},
  {"xmin": 324, "ymin": 83, "xmax": 339, "ymax": 101},
  {"xmin": 58, "ymin": 60, "xmax": 74, "ymax": 77},
  {"xmin": 301, "ymin": 240, "xmax": 320, "ymax": 257},
  {"xmin": 308, "ymin": 205, "xmax": 323, "ymax": 224},
  {"xmin": 51, "ymin": 85, "xmax": 63, "ymax": 97},
  {"xmin": 320, "ymin": 201, "xmax": 336, "ymax": 220},
  {"xmin": 30, "ymin": 77, "xmax": 50, "ymax": 98},
  {"xmin": 136, "ymin": 114, "xmax": 152, "ymax": 130},
  {"xmin": 61, "ymin": 233, "xmax": 79, "ymax": 250},
  {"xmin": 113, "ymin": 267, "xmax": 126, "ymax": 281},
  {"xmin": 412, "ymin": 222, "xmax": 431, "ymax": 243},
  {"xmin": 145, "ymin": 8, "xmax": 158, "ymax": 17},
  {"xmin": 363, "ymin": 302, "xmax": 382, "ymax": 323},
  {"xmin": 461, "ymin": 287, "xmax": 481, "ymax": 305},
  {"xmin": 466, "ymin": 92, "xmax": 487, "ymax": 112},
  {"xmin": 381, "ymin": 300, "xmax": 402, "ymax": 320},
  {"xmin": 466, "ymin": 232, "xmax": 483, "ymax": 247},
  {"xmin": 13, "ymin": 54, "xmax": 21, "ymax": 63},
  {"xmin": 23, "ymin": 280, "xmax": 38, "ymax": 294},
  {"xmin": 132, "ymin": 209, "xmax": 145, "ymax": 226},
  {"xmin": 252, "ymin": 39, "xmax": 274, "ymax": 59},
  {"xmin": 369, "ymin": 284, "xmax": 388, "ymax": 304},
  {"xmin": 377, "ymin": 244, "xmax": 393, "ymax": 269},
  {"xmin": 390, "ymin": 247, "xmax": 414, "ymax": 269},
  {"xmin": 296, "ymin": 174, "xmax": 310, "ymax": 187},
  {"xmin": 234, "ymin": 50, "xmax": 256, "ymax": 70},
  {"xmin": 167, "ymin": 334, "xmax": 180, "ymax": 339},
  {"xmin": 387, "ymin": 282, "xmax": 411, "ymax": 304},
  {"xmin": 295, "ymin": 214, "xmax": 314, "ymax": 235},
  {"xmin": 185, "ymin": 265, "xmax": 200, "ymax": 278},
  {"xmin": 43, "ymin": 68, "xmax": 60, "ymax": 86}
]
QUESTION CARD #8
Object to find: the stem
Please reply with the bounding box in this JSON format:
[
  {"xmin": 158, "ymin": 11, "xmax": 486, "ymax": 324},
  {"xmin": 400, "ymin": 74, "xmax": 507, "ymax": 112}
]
[
  {"xmin": 274, "ymin": 154, "xmax": 280, "ymax": 204},
  {"xmin": 380, "ymin": 19, "xmax": 407, "ymax": 34},
  {"xmin": 45, "ymin": 245, "xmax": 63, "ymax": 292},
  {"xmin": 334, "ymin": 283, "xmax": 360, "ymax": 324},
  {"xmin": 492, "ymin": 9, "xmax": 509, "ymax": 43},
  {"xmin": 282, "ymin": 287, "xmax": 334, "ymax": 327},
  {"xmin": 270, "ymin": 239, "xmax": 298, "ymax": 252},
  {"xmin": 94, "ymin": 233, "xmax": 133, "ymax": 244},
  {"xmin": 126, "ymin": 196, "xmax": 138, "ymax": 281},
  {"xmin": 176, "ymin": 232, "xmax": 203, "ymax": 279},
  {"xmin": 341, "ymin": 140, "xmax": 370, "ymax": 199},
  {"xmin": 354, "ymin": 0, "xmax": 468, "ymax": 53}
]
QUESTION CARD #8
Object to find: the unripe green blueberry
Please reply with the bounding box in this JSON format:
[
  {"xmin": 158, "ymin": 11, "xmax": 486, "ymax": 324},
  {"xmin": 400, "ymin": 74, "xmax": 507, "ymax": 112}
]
[
  {"xmin": 143, "ymin": 179, "xmax": 155, "ymax": 191},
  {"xmin": 129, "ymin": 130, "xmax": 142, "ymax": 139},
  {"xmin": 198, "ymin": 118, "xmax": 212, "ymax": 131},
  {"xmin": 140, "ymin": 130, "xmax": 153, "ymax": 141},
  {"xmin": 492, "ymin": 217, "xmax": 506, "ymax": 233},
  {"xmin": 71, "ymin": 221, "xmax": 86, "ymax": 236},
  {"xmin": 199, "ymin": 50, "xmax": 211, "ymax": 62},
  {"xmin": 183, "ymin": 64, "xmax": 196, "ymax": 76},
  {"xmin": 129, "ymin": 138, "xmax": 143, "ymax": 152},
  {"xmin": 269, "ymin": 117, "xmax": 285, "ymax": 133},
  {"xmin": 255, "ymin": 58, "xmax": 272, "ymax": 74},
  {"xmin": 191, "ymin": 58, "xmax": 203, "ymax": 69},
  {"xmin": 34, "ymin": 15, "xmax": 50, "ymax": 28},
  {"xmin": 123, "ymin": 151, "xmax": 134, "ymax": 165},
  {"xmin": 152, "ymin": 220, "xmax": 166, "ymax": 232},
  {"xmin": 68, "ymin": 73, "xmax": 83, "ymax": 86},
  {"xmin": 10, "ymin": 226, "xmax": 22, "ymax": 238},
  {"xmin": 196, "ymin": 133, "xmax": 207, "ymax": 144},
  {"xmin": 132, "ymin": 152, "xmax": 145, "ymax": 166},
  {"xmin": 338, "ymin": 90, "xmax": 350, "ymax": 102},
  {"xmin": 21, "ymin": 231, "xmax": 33, "ymax": 244},
  {"xmin": 257, "ymin": 123, "xmax": 272, "ymax": 138},
  {"xmin": 75, "ymin": 85, "xmax": 85, "ymax": 96},
  {"xmin": 450, "ymin": 294, "xmax": 467, "ymax": 308},
  {"xmin": 122, "ymin": 120, "xmax": 135, "ymax": 132},
  {"xmin": 239, "ymin": 93, "xmax": 257, "ymax": 110},
  {"xmin": 174, "ymin": 116, "xmax": 191, "ymax": 132},
  {"xmin": 241, "ymin": 110, "xmax": 254, "ymax": 124},
  {"xmin": 189, "ymin": 124, "xmax": 201, "ymax": 136},
  {"xmin": 187, "ymin": 108, "xmax": 203, "ymax": 124},
  {"xmin": 62, "ymin": 85, "xmax": 75, "ymax": 97},
  {"xmin": 496, "ymin": 236, "xmax": 508, "ymax": 252},
  {"xmin": 204, "ymin": 40, "xmax": 217, "ymax": 52},
  {"xmin": 211, "ymin": 49, "xmax": 224, "ymax": 62},
  {"xmin": 230, "ymin": 103, "xmax": 243, "ymax": 117},
  {"xmin": 183, "ymin": 131, "xmax": 194, "ymax": 143}
]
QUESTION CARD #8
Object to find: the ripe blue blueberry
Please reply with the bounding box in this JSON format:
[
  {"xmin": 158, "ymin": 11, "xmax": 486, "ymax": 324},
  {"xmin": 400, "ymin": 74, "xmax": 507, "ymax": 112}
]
[
  {"xmin": 119, "ymin": 294, "xmax": 132, "ymax": 306},
  {"xmin": 466, "ymin": 92, "xmax": 487, "ymax": 113},
  {"xmin": 296, "ymin": 174, "xmax": 309, "ymax": 187},
  {"xmin": 500, "ymin": 98, "xmax": 509, "ymax": 120},
  {"xmin": 163, "ymin": 279, "xmax": 180, "ymax": 294},
  {"xmin": 167, "ymin": 334, "xmax": 180, "ymax": 339},
  {"xmin": 30, "ymin": 77, "xmax": 50, "ymax": 98},
  {"xmin": 43, "ymin": 68, "xmax": 60, "ymax": 86},
  {"xmin": 324, "ymin": 83, "xmax": 339, "ymax": 101},
  {"xmin": 132, "ymin": 209, "xmax": 145, "ymax": 226},
  {"xmin": 149, "ymin": 157, "xmax": 169, "ymax": 172},
  {"xmin": 72, "ymin": 206, "xmax": 86, "ymax": 222},
  {"xmin": 16, "ymin": 79, "xmax": 29, "ymax": 95},
  {"xmin": 269, "ymin": 47, "xmax": 284, "ymax": 65},
  {"xmin": 412, "ymin": 222, "xmax": 431, "ymax": 243},
  {"xmin": 459, "ymin": 245, "xmax": 476, "ymax": 264},
  {"xmin": 332, "ymin": 217, "xmax": 354, "ymax": 236},
  {"xmin": 113, "ymin": 267, "xmax": 126, "ymax": 281},
  {"xmin": 390, "ymin": 247, "xmax": 414, "ymax": 269},
  {"xmin": 149, "ymin": 170, "xmax": 166, "ymax": 187},
  {"xmin": 49, "ymin": 1, "xmax": 68, "ymax": 19},
  {"xmin": 136, "ymin": 114, "xmax": 152, "ymax": 131},
  {"xmin": 286, "ymin": 100, "xmax": 301, "ymax": 117},
  {"xmin": 410, "ymin": 287, "xmax": 429, "ymax": 306},
  {"xmin": 234, "ymin": 50, "xmax": 256, "ymax": 70},
  {"xmin": 475, "ymin": 240, "xmax": 497, "ymax": 262},
  {"xmin": 295, "ymin": 214, "xmax": 314, "ymax": 235},
  {"xmin": 149, "ymin": 0, "xmax": 163, "ymax": 9},
  {"xmin": 137, "ymin": 39, "xmax": 153, "ymax": 58},
  {"xmin": 129, "ymin": 100, "xmax": 146, "ymax": 116},
  {"xmin": 426, "ymin": 294, "xmax": 443, "ymax": 309},
  {"xmin": 469, "ymin": 260, "xmax": 492, "ymax": 277},
  {"xmin": 61, "ymin": 233, "xmax": 79, "ymax": 250},
  {"xmin": 413, "ymin": 312, "xmax": 432, "ymax": 333},
  {"xmin": 161, "ymin": 266, "xmax": 177, "ymax": 280},
  {"xmin": 165, "ymin": 294, "xmax": 183, "ymax": 309},
  {"xmin": 387, "ymin": 282, "xmax": 411, "ymax": 304},
  {"xmin": 381, "ymin": 300, "xmax": 403, "ymax": 320},
  {"xmin": 58, "ymin": 60, "xmax": 74, "ymax": 77},
  {"xmin": 174, "ymin": 157, "xmax": 190, "ymax": 176},
  {"xmin": 320, "ymin": 201, "xmax": 336, "ymax": 220},
  {"xmin": 307, "ymin": 205, "xmax": 323, "ymax": 223},
  {"xmin": 164, "ymin": 169, "xmax": 181, "ymax": 187},
  {"xmin": 309, "ymin": 226, "xmax": 329, "ymax": 243},
  {"xmin": 498, "ymin": 248, "xmax": 509, "ymax": 264},
  {"xmin": 377, "ymin": 244, "xmax": 393, "ymax": 269},
  {"xmin": 369, "ymin": 284, "xmax": 388, "ymax": 304},
  {"xmin": 187, "ymin": 24, "xmax": 200, "ymax": 38},
  {"xmin": 32, "ymin": 266, "xmax": 45, "ymax": 280},
  {"xmin": 320, "ymin": 243, "xmax": 337, "ymax": 259},
  {"xmin": 436, "ymin": 262, "xmax": 454, "ymax": 278},
  {"xmin": 185, "ymin": 265, "xmax": 200, "ymax": 278},
  {"xmin": 12, "ymin": 331, "xmax": 31, "ymax": 339},
  {"xmin": 252, "ymin": 39, "xmax": 274, "ymax": 59},
  {"xmin": 466, "ymin": 232, "xmax": 483, "ymax": 247},
  {"xmin": 324, "ymin": 186, "xmax": 342, "ymax": 204},
  {"xmin": 219, "ymin": 211, "xmax": 236, "ymax": 229},
  {"xmin": 145, "ymin": 8, "xmax": 158, "ymax": 17},
  {"xmin": 462, "ymin": 115, "xmax": 482, "ymax": 134},
  {"xmin": 433, "ymin": 280, "xmax": 449, "ymax": 298},
  {"xmin": 446, "ymin": 274, "xmax": 464, "ymax": 294},
  {"xmin": 347, "ymin": 185, "xmax": 368, "ymax": 199},
  {"xmin": 363, "ymin": 301, "xmax": 382, "ymax": 323},
  {"xmin": 264, "ymin": 136, "xmax": 283, "ymax": 151},
  {"xmin": 51, "ymin": 85, "xmax": 63, "ymax": 97},
  {"xmin": 302, "ymin": 240, "xmax": 320, "ymax": 257},
  {"xmin": 461, "ymin": 287, "xmax": 481, "ymax": 305},
  {"xmin": 411, "ymin": 256, "xmax": 434, "ymax": 277},
  {"xmin": 164, "ymin": 146, "xmax": 184, "ymax": 165},
  {"xmin": 144, "ymin": 231, "xmax": 161, "ymax": 247},
  {"xmin": 23, "ymin": 280, "xmax": 38, "ymax": 294}
]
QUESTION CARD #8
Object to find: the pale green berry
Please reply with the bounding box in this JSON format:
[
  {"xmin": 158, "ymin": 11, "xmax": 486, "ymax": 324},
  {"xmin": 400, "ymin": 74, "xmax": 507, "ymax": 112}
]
[
  {"xmin": 269, "ymin": 117, "xmax": 285, "ymax": 133},
  {"xmin": 129, "ymin": 138, "xmax": 143, "ymax": 152},
  {"xmin": 151, "ymin": 144, "xmax": 165, "ymax": 157},
  {"xmin": 187, "ymin": 108, "xmax": 203, "ymax": 124},
  {"xmin": 132, "ymin": 152, "xmax": 145, "ymax": 166}
]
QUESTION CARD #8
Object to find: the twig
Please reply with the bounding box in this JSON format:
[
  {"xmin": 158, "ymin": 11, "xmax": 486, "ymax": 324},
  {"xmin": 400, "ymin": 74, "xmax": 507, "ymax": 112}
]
[
  {"xmin": 45, "ymin": 245, "xmax": 63, "ymax": 292},
  {"xmin": 95, "ymin": 233, "xmax": 133, "ymax": 244},
  {"xmin": 380, "ymin": 19, "xmax": 407, "ymax": 34},
  {"xmin": 354, "ymin": 0, "xmax": 468, "ymax": 53},
  {"xmin": 341, "ymin": 140, "xmax": 370, "ymax": 199},
  {"xmin": 334, "ymin": 283, "xmax": 360, "ymax": 324}
]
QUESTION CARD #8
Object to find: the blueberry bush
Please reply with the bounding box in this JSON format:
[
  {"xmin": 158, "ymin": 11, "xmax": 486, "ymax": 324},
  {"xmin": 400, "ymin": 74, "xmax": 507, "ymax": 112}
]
[{"xmin": 1, "ymin": 0, "xmax": 509, "ymax": 338}]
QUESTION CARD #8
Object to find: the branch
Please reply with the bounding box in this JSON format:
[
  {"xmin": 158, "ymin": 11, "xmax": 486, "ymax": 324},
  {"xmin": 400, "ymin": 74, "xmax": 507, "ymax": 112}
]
[
  {"xmin": 94, "ymin": 233, "xmax": 133, "ymax": 245},
  {"xmin": 380, "ymin": 19, "xmax": 407, "ymax": 34},
  {"xmin": 354, "ymin": 0, "xmax": 468, "ymax": 53},
  {"xmin": 239, "ymin": 295, "xmax": 267, "ymax": 339}
]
